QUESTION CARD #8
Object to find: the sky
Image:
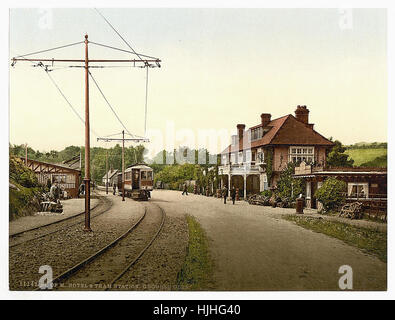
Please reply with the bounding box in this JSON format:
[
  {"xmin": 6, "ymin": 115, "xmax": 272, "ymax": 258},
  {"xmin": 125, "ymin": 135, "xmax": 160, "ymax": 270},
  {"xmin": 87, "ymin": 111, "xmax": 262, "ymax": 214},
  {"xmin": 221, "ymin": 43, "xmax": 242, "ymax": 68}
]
[{"xmin": 9, "ymin": 8, "xmax": 387, "ymax": 155}]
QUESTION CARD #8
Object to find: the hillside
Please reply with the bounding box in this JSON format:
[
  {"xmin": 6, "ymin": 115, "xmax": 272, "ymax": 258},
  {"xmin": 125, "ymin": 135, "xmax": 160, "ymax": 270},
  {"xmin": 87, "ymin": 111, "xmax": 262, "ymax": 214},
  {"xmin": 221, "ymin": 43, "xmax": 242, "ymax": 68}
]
[
  {"xmin": 345, "ymin": 148, "xmax": 387, "ymax": 167},
  {"xmin": 9, "ymin": 156, "xmax": 43, "ymax": 220}
]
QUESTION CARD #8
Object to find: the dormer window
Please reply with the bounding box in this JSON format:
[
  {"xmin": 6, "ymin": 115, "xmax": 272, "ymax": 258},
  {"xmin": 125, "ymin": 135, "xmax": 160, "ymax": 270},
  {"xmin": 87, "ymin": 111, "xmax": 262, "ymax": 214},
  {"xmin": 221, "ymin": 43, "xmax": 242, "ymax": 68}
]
[
  {"xmin": 251, "ymin": 127, "xmax": 262, "ymax": 141},
  {"xmin": 250, "ymin": 126, "xmax": 270, "ymax": 141}
]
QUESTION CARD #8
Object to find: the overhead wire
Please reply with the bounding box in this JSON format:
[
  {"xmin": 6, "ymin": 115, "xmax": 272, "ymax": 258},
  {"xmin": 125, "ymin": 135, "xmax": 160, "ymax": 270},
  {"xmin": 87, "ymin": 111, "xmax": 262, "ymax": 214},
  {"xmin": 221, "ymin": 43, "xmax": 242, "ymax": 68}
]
[
  {"xmin": 13, "ymin": 51, "xmax": 100, "ymax": 137},
  {"xmin": 88, "ymin": 70, "xmax": 133, "ymax": 136},
  {"xmin": 45, "ymin": 70, "xmax": 100, "ymax": 137},
  {"xmin": 14, "ymin": 41, "xmax": 84, "ymax": 58},
  {"xmin": 93, "ymin": 8, "xmax": 153, "ymax": 139},
  {"xmin": 12, "ymin": 23, "xmax": 156, "ymax": 142},
  {"xmin": 94, "ymin": 8, "xmax": 145, "ymax": 62},
  {"xmin": 89, "ymin": 41, "xmax": 159, "ymax": 60}
]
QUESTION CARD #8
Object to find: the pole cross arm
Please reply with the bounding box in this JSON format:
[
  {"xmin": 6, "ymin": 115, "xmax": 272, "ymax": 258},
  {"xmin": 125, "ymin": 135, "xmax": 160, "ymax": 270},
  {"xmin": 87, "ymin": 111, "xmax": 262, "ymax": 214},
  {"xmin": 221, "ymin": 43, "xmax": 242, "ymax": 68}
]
[
  {"xmin": 11, "ymin": 57, "xmax": 161, "ymax": 67},
  {"xmin": 97, "ymin": 137, "xmax": 150, "ymax": 143}
]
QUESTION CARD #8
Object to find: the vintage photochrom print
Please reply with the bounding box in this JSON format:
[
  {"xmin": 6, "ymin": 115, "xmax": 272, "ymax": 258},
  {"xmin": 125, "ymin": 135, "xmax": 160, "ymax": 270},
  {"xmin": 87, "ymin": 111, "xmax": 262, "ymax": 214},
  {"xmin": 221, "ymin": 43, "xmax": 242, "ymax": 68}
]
[{"xmin": 8, "ymin": 7, "xmax": 388, "ymax": 294}]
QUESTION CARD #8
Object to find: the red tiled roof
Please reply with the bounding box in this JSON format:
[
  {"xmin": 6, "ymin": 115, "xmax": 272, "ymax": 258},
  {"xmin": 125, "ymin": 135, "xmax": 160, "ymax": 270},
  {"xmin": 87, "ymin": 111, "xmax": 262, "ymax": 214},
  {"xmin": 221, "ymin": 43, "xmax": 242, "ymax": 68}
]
[{"xmin": 221, "ymin": 114, "xmax": 333, "ymax": 154}]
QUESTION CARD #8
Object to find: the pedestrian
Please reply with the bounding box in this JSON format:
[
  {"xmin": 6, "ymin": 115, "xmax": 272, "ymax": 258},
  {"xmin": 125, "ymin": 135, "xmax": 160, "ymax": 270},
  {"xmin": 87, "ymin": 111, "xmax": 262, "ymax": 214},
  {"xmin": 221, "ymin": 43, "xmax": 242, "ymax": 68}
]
[
  {"xmin": 113, "ymin": 183, "xmax": 116, "ymax": 195},
  {"xmin": 223, "ymin": 186, "xmax": 228, "ymax": 204},
  {"xmin": 49, "ymin": 183, "xmax": 56, "ymax": 201},
  {"xmin": 231, "ymin": 186, "xmax": 236, "ymax": 205},
  {"xmin": 182, "ymin": 183, "xmax": 188, "ymax": 196}
]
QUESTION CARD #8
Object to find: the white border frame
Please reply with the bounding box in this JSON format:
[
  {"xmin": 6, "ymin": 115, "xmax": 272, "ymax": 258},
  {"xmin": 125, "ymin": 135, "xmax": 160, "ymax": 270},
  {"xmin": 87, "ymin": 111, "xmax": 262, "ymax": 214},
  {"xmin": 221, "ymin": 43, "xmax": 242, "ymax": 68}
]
[{"xmin": 1, "ymin": 0, "xmax": 394, "ymax": 300}]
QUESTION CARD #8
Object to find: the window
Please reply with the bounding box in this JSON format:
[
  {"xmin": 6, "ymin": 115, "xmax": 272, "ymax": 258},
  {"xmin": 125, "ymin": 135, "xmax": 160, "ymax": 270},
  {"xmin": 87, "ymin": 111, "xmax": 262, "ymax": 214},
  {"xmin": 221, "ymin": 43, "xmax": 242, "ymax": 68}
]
[
  {"xmin": 238, "ymin": 152, "xmax": 243, "ymax": 163},
  {"xmin": 289, "ymin": 146, "xmax": 314, "ymax": 164},
  {"xmin": 147, "ymin": 171, "xmax": 153, "ymax": 180},
  {"xmin": 257, "ymin": 151, "xmax": 264, "ymax": 163},
  {"xmin": 222, "ymin": 154, "xmax": 228, "ymax": 165},
  {"xmin": 306, "ymin": 182, "xmax": 311, "ymax": 199},
  {"xmin": 250, "ymin": 127, "xmax": 269, "ymax": 141},
  {"xmin": 125, "ymin": 171, "xmax": 132, "ymax": 180},
  {"xmin": 230, "ymin": 153, "xmax": 236, "ymax": 164},
  {"xmin": 348, "ymin": 183, "xmax": 368, "ymax": 198},
  {"xmin": 53, "ymin": 175, "xmax": 66, "ymax": 183},
  {"xmin": 141, "ymin": 171, "xmax": 147, "ymax": 180},
  {"xmin": 246, "ymin": 150, "xmax": 252, "ymax": 162}
]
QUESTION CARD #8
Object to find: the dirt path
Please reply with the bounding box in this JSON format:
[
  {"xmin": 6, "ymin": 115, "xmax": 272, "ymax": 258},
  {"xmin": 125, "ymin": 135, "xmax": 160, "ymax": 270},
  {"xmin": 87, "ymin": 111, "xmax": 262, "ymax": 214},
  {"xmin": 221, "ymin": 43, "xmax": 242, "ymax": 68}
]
[{"xmin": 153, "ymin": 190, "xmax": 387, "ymax": 291}]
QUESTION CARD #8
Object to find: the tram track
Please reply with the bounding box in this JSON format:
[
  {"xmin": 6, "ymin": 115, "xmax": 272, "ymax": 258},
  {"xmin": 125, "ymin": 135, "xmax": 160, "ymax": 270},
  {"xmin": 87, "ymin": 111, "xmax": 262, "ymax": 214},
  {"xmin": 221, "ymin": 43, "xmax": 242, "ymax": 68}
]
[
  {"xmin": 9, "ymin": 196, "xmax": 101, "ymax": 239},
  {"xmin": 45, "ymin": 201, "xmax": 166, "ymax": 291},
  {"xmin": 9, "ymin": 194, "xmax": 113, "ymax": 248}
]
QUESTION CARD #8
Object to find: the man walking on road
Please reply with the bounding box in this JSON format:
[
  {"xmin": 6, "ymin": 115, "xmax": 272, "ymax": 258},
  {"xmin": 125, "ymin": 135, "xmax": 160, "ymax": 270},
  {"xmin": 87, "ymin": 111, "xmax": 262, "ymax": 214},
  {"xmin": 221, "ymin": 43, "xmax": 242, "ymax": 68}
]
[
  {"xmin": 182, "ymin": 183, "xmax": 188, "ymax": 196},
  {"xmin": 231, "ymin": 186, "xmax": 236, "ymax": 205},
  {"xmin": 223, "ymin": 186, "xmax": 228, "ymax": 204},
  {"xmin": 113, "ymin": 183, "xmax": 116, "ymax": 195}
]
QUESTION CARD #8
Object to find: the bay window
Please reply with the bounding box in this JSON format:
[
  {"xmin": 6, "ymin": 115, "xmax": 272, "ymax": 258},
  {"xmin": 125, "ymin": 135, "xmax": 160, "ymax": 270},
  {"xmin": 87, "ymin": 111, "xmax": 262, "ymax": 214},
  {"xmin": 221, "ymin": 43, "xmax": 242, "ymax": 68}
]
[{"xmin": 289, "ymin": 146, "xmax": 314, "ymax": 164}]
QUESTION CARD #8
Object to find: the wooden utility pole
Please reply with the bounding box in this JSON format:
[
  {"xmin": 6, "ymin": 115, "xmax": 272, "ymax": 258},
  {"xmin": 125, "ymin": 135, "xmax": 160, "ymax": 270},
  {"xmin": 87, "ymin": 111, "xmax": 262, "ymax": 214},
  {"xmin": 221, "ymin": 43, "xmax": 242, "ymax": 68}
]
[
  {"xmin": 12, "ymin": 34, "xmax": 161, "ymax": 231},
  {"xmin": 106, "ymin": 150, "xmax": 108, "ymax": 194},
  {"xmin": 97, "ymin": 132, "xmax": 149, "ymax": 201},
  {"xmin": 83, "ymin": 35, "xmax": 92, "ymax": 231},
  {"xmin": 122, "ymin": 130, "xmax": 125, "ymax": 201}
]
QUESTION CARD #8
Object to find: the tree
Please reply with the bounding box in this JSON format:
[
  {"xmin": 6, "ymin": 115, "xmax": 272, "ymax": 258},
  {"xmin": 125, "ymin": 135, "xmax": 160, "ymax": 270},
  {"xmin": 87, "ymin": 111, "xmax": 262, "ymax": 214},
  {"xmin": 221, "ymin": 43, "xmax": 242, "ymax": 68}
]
[
  {"xmin": 315, "ymin": 177, "xmax": 347, "ymax": 212},
  {"xmin": 326, "ymin": 140, "xmax": 354, "ymax": 167},
  {"xmin": 276, "ymin": 162, "xmax": 303, "ymax": 200}
]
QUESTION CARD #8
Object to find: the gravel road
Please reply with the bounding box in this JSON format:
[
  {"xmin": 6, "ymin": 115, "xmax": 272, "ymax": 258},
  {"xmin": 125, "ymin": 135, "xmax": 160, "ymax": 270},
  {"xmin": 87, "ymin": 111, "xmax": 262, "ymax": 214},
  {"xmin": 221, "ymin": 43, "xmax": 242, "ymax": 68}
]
[{"xmin": 152, "ymin": 190, "xmax": 387, "ymax": 291}]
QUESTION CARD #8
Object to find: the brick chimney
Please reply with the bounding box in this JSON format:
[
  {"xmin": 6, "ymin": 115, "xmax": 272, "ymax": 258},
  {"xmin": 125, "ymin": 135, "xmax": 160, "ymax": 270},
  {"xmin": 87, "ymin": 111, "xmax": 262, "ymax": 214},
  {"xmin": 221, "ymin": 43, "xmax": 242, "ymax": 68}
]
[
  {"xmin": 261, "ymin": 113, "xmax": 271, "ymax": 126},
  {"xmin": 237, "ymin": 124, "xmax": 246, "ymax": 139},
  {"xmin": 295, "ymin": 105, "xmax": 310, "ymax": 125}
]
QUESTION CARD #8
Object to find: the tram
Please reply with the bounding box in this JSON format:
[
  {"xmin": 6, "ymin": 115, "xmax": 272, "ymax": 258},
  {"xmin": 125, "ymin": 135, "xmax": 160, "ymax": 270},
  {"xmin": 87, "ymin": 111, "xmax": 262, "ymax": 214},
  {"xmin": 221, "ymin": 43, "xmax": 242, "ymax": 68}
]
[{"xmin": 117, "ymin": 164, "xmax": 153, "ymax": 200}]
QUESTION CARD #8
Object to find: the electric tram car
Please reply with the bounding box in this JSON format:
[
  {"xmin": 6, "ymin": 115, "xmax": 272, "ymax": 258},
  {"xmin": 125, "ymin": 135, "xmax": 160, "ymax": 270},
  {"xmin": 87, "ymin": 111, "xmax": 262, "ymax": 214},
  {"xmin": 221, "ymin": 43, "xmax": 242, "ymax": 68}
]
[{"xmin": 116, "ymin": 164, "xmax": 153, "ymax": 201}]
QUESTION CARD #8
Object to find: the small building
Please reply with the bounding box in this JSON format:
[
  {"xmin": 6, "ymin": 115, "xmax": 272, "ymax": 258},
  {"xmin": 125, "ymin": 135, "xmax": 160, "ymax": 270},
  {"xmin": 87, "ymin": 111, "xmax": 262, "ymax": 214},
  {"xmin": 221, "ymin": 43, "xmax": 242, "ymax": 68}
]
[
  {"xmin": 102, "ymin": 169, "xmax": 119, "ymax": 187},
  {"xmin": 218, "ymin": 105, "xmax": 334, "ymax": 198},
  {"xmin": 293, "ymin": 161, "xmax": 387, "ymax": 210},
  {"xmin": 22, "ymin": 157, "xmax": 81, "ymax": 198}
]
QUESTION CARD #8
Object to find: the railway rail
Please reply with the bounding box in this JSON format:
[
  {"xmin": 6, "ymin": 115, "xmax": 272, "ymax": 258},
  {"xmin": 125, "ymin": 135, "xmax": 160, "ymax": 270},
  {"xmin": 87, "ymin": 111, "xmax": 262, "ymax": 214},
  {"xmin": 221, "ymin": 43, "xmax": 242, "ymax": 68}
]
[
  {"xmin": 9, "ymin": 194, "xmax": 102, "ymax": 238},
  {"xmin": 9, "ymin": 194, "xmax": 113, "ymax": 248},
  {"xmin": 39, "ymin": 201, "xmax": 166, "ymax": 291}
]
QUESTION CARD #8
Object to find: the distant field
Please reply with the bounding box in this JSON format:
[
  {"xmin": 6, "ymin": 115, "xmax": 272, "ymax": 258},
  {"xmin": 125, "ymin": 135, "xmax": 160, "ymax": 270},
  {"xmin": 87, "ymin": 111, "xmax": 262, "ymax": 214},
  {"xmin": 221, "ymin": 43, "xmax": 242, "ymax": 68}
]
[{"xmin": 345, "ymin": 148, "xmax": 387, "ymax": 167}]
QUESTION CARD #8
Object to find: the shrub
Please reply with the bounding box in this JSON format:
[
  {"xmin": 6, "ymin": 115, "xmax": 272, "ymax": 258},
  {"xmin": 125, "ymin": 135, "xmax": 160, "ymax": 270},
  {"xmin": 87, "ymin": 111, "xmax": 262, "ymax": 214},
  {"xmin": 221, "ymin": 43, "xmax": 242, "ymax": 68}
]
[
  {"xmin": 314, "ymin": 177, "xmax": 347, "ymax": 213},
  {"xmin": 9, "ymin": 156, "xmax": 39, "ymax": 188},
  {"xmin": 260, "ymin": 190, "xmax": 272, "ymax": 197}
]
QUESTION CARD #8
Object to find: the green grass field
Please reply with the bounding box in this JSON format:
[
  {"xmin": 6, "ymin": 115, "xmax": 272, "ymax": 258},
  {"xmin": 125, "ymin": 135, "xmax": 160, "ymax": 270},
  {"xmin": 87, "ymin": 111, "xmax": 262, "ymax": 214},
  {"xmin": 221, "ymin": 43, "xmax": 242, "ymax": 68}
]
[
  {"xmin": 345, "ymin": 148, "xmax": 387, "ymax": 167},
  {"xmin": 176, "ymin": 215, "xmax": 214, "ymax": 290}
]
